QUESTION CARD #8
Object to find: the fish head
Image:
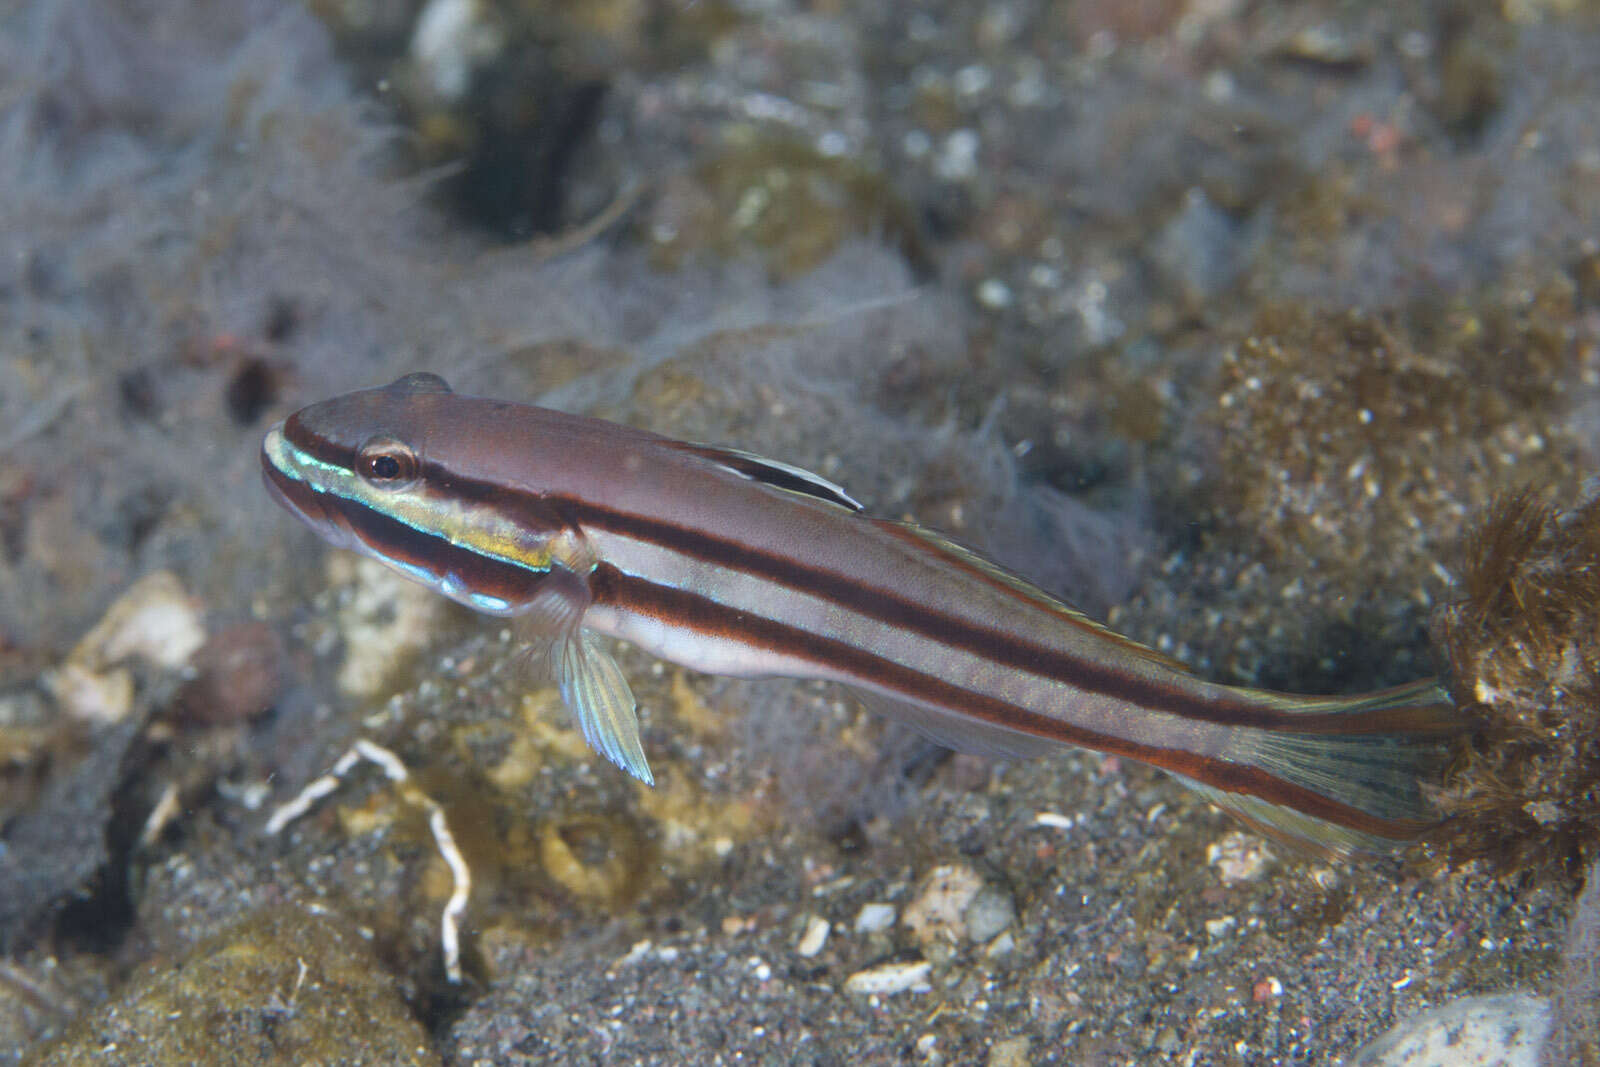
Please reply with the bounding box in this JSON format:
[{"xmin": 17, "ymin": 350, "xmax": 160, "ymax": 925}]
[
  {"xmin": 261, "ymin": 371, "xmax": 451, "ymax": 545},
  {"xmin": 260, "ymin": 372, "xmax": 571, "ymax": 615}
]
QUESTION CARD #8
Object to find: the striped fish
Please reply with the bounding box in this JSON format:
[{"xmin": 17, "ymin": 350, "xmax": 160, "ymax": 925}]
[{"xmin": 261, "ymin": 372, "xmax": 1461, "ymax": 857}]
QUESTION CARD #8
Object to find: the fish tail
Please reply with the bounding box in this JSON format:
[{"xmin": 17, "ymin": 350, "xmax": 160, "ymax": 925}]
[{"xmin": 1181, "ymin": 678, "xmax": 1464, "ymax": 858}]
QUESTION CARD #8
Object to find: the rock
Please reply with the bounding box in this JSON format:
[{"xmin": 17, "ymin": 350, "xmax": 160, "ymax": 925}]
[
  {"xmin": 1351, "ymin": 993, "xmax": 1550, "ymax": 1066},
  {"xmin": 29, "ymin": 906, "xmax": 439, "ymax": 1066},
  {"xmin": 964, "ymin": 885, "xmax": 1016, "ymax": 943},
  {"xmin": 176, "ymin": 622, "xmax": 286, "ymax": 726},
  {"xmin": 331, "ymin": 556, "xmax": 449, "ymax": 698},
  {"xmin": 0, "ymin": 717, "xmax": 143, "ymax": 947}
]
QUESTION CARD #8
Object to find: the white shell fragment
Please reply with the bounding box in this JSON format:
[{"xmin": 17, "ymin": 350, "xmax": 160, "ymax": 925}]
[
  {"xmin": 44, "ymin": 570, "xmax": 206, "ymax": 723},
  {"xmin": 333, "ymin": 556, "xmax": 447, "ymax": 698},
  {"xmin": 69, "ymin": 570, "xmax": 205, "ymax": 672},
  {"xmin": 43, "ymin": 660, "xmax": 135, "ymax": 725}
]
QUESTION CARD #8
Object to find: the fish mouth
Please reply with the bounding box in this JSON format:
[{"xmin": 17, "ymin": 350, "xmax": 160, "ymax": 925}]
[{"xmin": 261, "ymin": 423, "xmax": 336, "ymax": 533}]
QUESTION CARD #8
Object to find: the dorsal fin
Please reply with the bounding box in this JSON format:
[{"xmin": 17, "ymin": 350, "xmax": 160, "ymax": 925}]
[
  {"xmin": 387, "ymin": 372, "xmax": 453, "ymax": 395},
  {"xmin": 887, "ymin": 522, "xmax": 1195, "ymax": 676},
  {"xmin": 677, "ymin": 442, "xmax": 863, "ymax": 512}
]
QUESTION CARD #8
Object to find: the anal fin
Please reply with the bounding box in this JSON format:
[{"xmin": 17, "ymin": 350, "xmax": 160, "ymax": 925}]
[{"xmin": 846, "ymin": 685, "xmax": 1053, "ymax": 762}]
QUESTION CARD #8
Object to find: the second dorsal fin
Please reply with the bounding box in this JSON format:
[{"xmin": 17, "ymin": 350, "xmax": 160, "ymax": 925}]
[{"xmin": 885, "ymin": 521, "xmax": 1196, "ymax": 676}]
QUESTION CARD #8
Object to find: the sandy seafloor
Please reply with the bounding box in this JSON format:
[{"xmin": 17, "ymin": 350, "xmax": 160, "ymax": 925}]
[{"xmin": 1, "ymin": 0, "xmax": 1597, "ymax": 1063}]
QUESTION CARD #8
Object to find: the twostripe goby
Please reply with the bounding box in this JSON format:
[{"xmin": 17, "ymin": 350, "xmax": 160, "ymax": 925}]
[{"xmin": 261, "ymin": 372, "xmax": 1461, "ymax": 857}]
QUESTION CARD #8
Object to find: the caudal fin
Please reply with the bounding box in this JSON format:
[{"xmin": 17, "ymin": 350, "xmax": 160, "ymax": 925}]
[{"xmin": 1179, "ymin": 678, "xmax": 1464, "ymax": 858}]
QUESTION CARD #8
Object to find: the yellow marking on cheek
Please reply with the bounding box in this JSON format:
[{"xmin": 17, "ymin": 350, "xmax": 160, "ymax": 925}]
[
  {"xmin": 452, "ymin": 526, "xmax": 589, "ymax": 573},
  {"xmin": 450, "ymin": 509, "xmax": 560, "ymax": 569},
  {"xmin": 463, "ymin": 529, "xmax": 554, "ymax": 569},
  {"xmin": 350, "ymin": 484, "xmax": 587, "ymax": 575}
]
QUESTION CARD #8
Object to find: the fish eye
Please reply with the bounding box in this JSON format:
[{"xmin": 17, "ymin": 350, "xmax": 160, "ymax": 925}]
[{"xmin": 356, "ymin": 436, "xmax": 418, "ymax": 488}]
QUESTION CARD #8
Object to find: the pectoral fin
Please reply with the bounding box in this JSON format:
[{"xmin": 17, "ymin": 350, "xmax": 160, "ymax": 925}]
[
  {"xmin": 556, "ymin": 631, "xmax": 654, "ymax": 786},
  {"xmin": 511, "ymin": 561, "xmax": 653, "ymax": 786},
  {"xmin": 517, "ymin": 565, "xmax": 591, "ymax": 641}
]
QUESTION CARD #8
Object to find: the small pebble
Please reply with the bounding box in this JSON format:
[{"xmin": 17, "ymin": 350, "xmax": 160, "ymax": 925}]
[
  {"xmin": 842, "ymin": 960, "xmax": 932, "ymax": 996},
  {"xmin": 976, "ymin": 278, "xmax": 1013, "ymax": 310},
  {"xmin": 988, "ymin": 1036, "xmax": 1032, "ymax": 1067},
  {"xmin": 1154, "ymin": 1026, "xmax": 1181, "ymax": 1054},
  {"xmin": 903, "ymin": 865, "xmax": 983, "ymax": 944},
  {"xmin": 45, "ymin": 570, "xmax": 207, "ymax": 723},
  {"xmin": 176, "ymin": 621, "xmax": 285, "ymax": 725},
  {"xmin": 44, "ymin": 660, "xmax": 133, "ymax": 724},
  {"xmin": 855, "ymin": 902, "xmax": 897, "ymax": 935},
  {"xmin": 412, "ymin": 0, "xmax": 500, "ymax": 101},
  {"xmin": 936, "ymin": 129, "xmax": 979, "ymax": 181},
  {"xmin": 1207, "ymin": 831, "xmax": 1275, "ymax": 885},
  {"xmin": 964, "ymin": 885, "xmax": 1016, "ymax": 943},
  {"xmin": 613, "ymin": 940, "xmax": 653, "ymax": 968},
  {"xmin": 796, "ymin": 916, "xmax": 829, "ymax": 958}
]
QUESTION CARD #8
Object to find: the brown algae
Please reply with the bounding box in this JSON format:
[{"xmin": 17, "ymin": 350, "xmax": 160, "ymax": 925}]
[{"xmin": 1433, "ymin": 491, "xmax": 1600, "ymax": 872}]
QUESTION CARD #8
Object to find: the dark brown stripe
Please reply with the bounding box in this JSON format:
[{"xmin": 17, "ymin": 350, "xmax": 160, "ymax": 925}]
[
  {"xmin": 590, "ymin": 566, "xmax": 1427, "ymax": 839},
  {"xmin": 324, "ymin": 494, "xmax": 551, "ymax": 608},
  {"xmin": 551, "ymin": 495, "xmax": 1454, "ymax": 736},
  {"xmin": 284, "ymin": 411, "xmax": 356, "ymax": 471}
]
